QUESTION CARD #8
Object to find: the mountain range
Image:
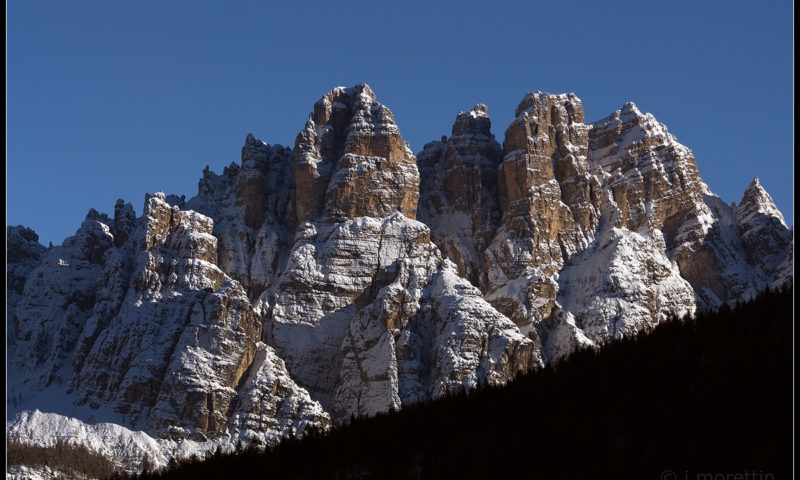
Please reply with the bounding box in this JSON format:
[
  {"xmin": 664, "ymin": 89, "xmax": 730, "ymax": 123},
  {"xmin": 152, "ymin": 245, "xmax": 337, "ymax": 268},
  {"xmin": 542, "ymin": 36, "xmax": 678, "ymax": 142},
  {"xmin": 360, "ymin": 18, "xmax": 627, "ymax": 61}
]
[{"xmin": 6, "ymin": 84, "xmax": 793, "ymax": 478}]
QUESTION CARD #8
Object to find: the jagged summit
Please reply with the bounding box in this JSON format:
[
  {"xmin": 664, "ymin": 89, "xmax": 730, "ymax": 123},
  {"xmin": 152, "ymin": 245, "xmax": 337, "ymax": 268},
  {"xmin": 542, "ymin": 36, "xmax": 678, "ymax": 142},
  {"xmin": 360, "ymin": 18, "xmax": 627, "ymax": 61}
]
[
  {"xmin": 6, "ymin": 84, "xmax": 792, "ymax": 478},
  {"xmin": 295, "ymin": 84, "xmax": 419, "ymax": 224},
  {"xmin": 620, "ymin": 101, "xmax": 641, "ymax": 115},
  {"xmin": 244, "ymin": 132, "xmax": 266, "ymax": 146},
  {"xmin": 471, "ymin": 103, "xmax": 488, "ymax": 113},
  {"xmin": 737, "ymin": 177, "xmax": 787, "ymax": 228},
  {"xmin": 418, "ymin": 101, "xmax": 503, "ymax": 290},
  {"xmin": 733, "ymin": 177, "xmax": 792, "ymax": 285},
  {"xmin": 513, "ymin": 91, "xmax": 585, "ymax": 122},
  {"xmin": 451, "ymin": 104, "xmax": 493, "ymax": 136}
]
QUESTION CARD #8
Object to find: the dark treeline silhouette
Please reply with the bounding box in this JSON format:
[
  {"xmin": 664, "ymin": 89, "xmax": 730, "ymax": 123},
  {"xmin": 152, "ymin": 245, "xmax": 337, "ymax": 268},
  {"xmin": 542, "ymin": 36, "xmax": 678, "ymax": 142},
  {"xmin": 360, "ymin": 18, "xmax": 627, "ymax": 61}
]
[{"xmin": 120, "ymin": 287, "xmax": 792, "ymax": 479}]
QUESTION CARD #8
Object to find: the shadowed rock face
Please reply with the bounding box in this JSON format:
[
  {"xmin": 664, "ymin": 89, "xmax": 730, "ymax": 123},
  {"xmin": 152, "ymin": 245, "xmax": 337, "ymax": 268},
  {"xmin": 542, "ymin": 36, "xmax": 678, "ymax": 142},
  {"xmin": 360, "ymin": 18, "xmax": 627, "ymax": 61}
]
[
  {"xmin": 6, "ymin": 84, "xmax": 792, "ymax": 472},
  {"xmin": 185, "ymin": 136, "xmax": 295, "ymax": 300},
  {"xmin": 7, "ymin": 226, "xmax": 47, "ymax": 347},
  {"xmin": 417, "ymin": 104, "xmax": 503, "ymax": 290},
  {"xmin": 9, "ymin": 192, "xmax": 329, "ymax": 445}
]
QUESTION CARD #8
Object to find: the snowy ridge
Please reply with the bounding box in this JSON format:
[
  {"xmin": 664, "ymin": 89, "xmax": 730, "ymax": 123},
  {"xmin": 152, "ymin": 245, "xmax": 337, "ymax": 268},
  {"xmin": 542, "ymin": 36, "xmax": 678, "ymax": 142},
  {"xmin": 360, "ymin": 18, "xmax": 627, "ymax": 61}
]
[{"xmin": 7, "ymin": 408, "xmax": 280, "ymax": 476}]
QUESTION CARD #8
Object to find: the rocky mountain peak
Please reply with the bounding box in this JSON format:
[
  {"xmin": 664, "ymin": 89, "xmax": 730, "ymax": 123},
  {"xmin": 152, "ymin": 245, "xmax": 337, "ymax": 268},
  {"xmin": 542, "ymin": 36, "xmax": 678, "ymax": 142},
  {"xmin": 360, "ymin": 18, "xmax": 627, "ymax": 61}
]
[
  {"xmin": 484, "ymin": 92, "xmax": 610, "ymax": 342},
  {"xmin": 294, "ymin": 84, "xmax": 419, "ymax": 224},
  {"xmin": 418, "ymin": 103, "xmax": 504, "ymax": 290},
  {"xmin": 620, "ymin": 101, "xmax": 641, "ymax": 117},
  {"xmin": 589, "ymin": 100, "xmax": 711, "ymax": 233},
  {"xmin": 6, "ymin": 225, "xmax": 46, "ymax": 264},
  {"xmin": 6, "ymin": 84, "xmax": 793, "ymax": 477},
  {"xmin": 513, "ymin": 91, "xmax": 585, "ymax": 124},
  {"xmin": 113, "ymin": 199, "xmax": 136, "ymax": 248},
  {"xmin": 495, "ymin": 91, "xmax": 595, "ymax": 269},
  {"xmin": 472, "ymin": 103, "xmax": 488, "ymax": 113},
  {"xmin": 736, "ymin": 177, "xmax": 787, "ymax": 228},
  {"xmin": 733, "ymin": 177, "xmax": 792, "ymax": 282},
  {"xmin": 451, "ymin": 104, "xmax": 492, "ymax": 137}
]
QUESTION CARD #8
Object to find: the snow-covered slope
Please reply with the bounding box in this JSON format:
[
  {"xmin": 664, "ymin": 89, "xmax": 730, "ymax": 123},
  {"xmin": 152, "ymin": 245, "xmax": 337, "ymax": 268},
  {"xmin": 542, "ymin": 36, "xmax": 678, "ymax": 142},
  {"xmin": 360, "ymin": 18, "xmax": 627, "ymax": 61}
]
[{"xmin": 7, "ymin": 84, "xmax": 792, "ymax": 478}]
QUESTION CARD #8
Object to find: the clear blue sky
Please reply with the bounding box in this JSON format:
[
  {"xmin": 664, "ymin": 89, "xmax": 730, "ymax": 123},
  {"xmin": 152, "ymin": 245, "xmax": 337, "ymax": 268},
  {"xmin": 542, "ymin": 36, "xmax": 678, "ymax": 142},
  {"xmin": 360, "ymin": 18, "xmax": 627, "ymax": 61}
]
[{"xmin": 7, "ymin": 0, "xmax": 793, "ymax": 246}]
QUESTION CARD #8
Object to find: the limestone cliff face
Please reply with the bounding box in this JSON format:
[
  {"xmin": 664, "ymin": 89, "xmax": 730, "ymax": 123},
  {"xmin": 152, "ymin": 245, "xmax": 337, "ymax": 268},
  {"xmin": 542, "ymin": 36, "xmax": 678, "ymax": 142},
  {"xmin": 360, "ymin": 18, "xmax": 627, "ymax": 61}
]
[
  {"xmin": 185, "ymin": 135, "xmax": 295, "ymax": 300},
  {"xmin": 589, "ymin": 106, "xmax": 792, "ymax": 308},
  {"xmin": 486, "ymin": 94, "xmax": 694, "ymax": 361},
  {"xmin": 483, "ymin": 92, "xmax": 603, "ymax": 335},
  {"xmin": 588, "ymin": 102, "xmax": 707, "ymax": 233},
  {"xmin": 9, "ymin": 192, "xmax": 328, "ymax": 447},
  {"xmin": 734, "ymin": 178, "xmax": 793, "ymax": 279},
  {"xmin": 417, "ymin": 104, "xmax": 503, "ymax": 290},
  {"xmin": 588, "ymin": 103, "xmax": 728, "ymax": 309},
  {"xmin": 499, "ymin": 92, "xmax": 599, "ymax": 242},
  {"xmin": 419, "ymin": 91, "xmax": 787, "ymax": 363},
  {"xmin": 7, "ymin": 84, "xmax": 792, "ymax": 475},
  {"xmin": 7, "ymin": 85, "xmax": 539, "ymax": 457},
  {"xmin": 266, "ymin": 215, "xmax": 537, "ymax": 419},
  {"xmin": 267, "ymin": 87, "xmax": 538, "ymax": 420},
  {"xmin": 294, "ymin": 84, "xmax": 419, "ymax": 223},
  {"xmin": 11, "ymin": 211, "xmax": 117, "ymax": 395}
]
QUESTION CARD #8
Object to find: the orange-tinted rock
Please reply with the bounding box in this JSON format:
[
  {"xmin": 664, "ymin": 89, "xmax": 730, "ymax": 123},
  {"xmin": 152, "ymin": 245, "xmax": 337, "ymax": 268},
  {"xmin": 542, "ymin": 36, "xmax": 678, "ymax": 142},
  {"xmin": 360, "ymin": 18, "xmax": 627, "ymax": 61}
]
[{"xmin": 294, "ymin": 84, "xmax": 419, "ymax": 224}]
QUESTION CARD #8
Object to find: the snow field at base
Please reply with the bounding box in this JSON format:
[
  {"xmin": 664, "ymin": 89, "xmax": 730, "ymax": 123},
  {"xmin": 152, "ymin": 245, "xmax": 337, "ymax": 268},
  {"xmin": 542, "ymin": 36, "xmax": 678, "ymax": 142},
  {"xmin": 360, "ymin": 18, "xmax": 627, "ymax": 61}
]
[{"xmin": 8, "ymin": 409, "xmax": 239, "ymax": 473}]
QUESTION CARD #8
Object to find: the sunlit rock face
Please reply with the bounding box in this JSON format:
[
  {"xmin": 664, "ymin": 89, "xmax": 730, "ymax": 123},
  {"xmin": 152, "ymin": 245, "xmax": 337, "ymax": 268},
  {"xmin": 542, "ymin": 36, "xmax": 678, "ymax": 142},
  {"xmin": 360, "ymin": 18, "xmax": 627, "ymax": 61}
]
[
  {"xmin": 265, "ymin": 214, "xmax": 538, "ymax": 419},
  {"xmin": 484, "ymin": 92, "xmax": 603, "ymax": 336},
  {"xmin": 7, "ymin": 84, "xmax": 791, "ymax": 476},
  {"xmin": 294, "ymin": 84, "xmax": 419, "ymax": 224},
  {"xmin": 421, "ymin": 91, "xmax": 788, "ymax": 363},
  {"xmin": 269, "ymin": 86, "xmax": 538, "ymax": 420},
  {"xmin": 734, "ymin": 178, "xmax": 793, "ymax": 284},
  {"xmin": 589, "ymin": 105, "xmax": 792, "ymax": 309}
]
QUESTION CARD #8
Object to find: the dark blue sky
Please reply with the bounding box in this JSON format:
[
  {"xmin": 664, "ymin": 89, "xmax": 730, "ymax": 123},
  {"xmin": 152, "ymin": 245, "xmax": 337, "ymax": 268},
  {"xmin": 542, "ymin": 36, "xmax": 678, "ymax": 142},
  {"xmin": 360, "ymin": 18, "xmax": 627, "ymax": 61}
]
[{"xmin": 7, "ymin": 0, "xmax": 793, "ymax": 246}]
